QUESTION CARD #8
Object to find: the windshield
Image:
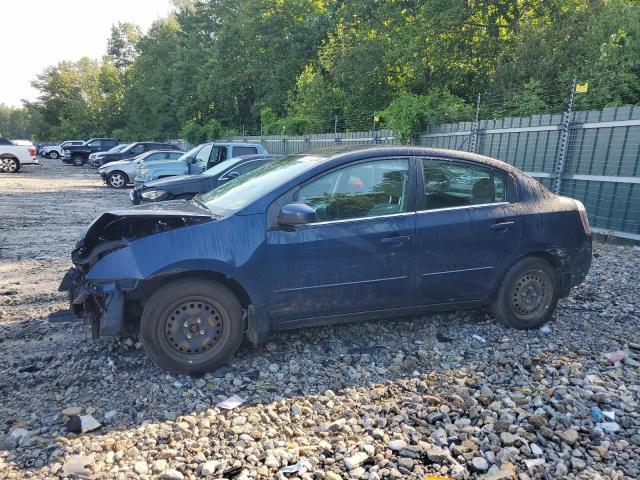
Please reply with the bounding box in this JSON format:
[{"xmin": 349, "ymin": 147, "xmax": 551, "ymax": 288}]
[
  {"xmin": 108, "ymin": 144, "xmax": 127, "ymax": 153},
  {"xmin": 176, "ymin": 145, "xmax": 202, "ymax": 162},
  {"xmin": 202, "ymin": 157, "xmax": 240, "ymax": 177},
  {"xmin": 201, "ymin": 154, "xmax": 320, "ymax": 215}
]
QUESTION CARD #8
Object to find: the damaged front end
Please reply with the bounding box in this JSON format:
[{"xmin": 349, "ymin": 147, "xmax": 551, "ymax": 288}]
[{"xmin": 59, "ymin": 204, "xmax": 214, "ymax": 337}]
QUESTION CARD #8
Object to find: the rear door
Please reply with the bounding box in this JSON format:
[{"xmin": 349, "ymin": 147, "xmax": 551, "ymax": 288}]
[
  {"xmin": 267, "ymin": 157, "xmax": 416, "ymax": 323},
  {"xmin": 414, "ymin": 157, "xmax": 522, "ymax": 305}
]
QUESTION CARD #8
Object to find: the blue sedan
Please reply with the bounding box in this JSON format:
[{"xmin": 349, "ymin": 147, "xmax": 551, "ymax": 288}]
[{"xmin": 60, "ymin": 146, "xmax": 592, "ymax": 374}]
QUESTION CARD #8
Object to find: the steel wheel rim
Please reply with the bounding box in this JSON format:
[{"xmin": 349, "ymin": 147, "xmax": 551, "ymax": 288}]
[
  {"xmin": 110, "ymin": 173, "xmax": 125, "ymax": 187},
  {"xmin": 1, "ymin": 158, "xmax": 17, "ymax": 173},
  {"xmin": 163, "ymin": 299, "xmax": 224, "ymax": 356},
  {"xmin": 511, "ymin": 269, "xmax": 552, "ymax": 320}
]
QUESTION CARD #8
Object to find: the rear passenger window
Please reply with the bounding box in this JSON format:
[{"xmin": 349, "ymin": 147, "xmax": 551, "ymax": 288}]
[
  {"xmin": 233, "ymin": 146, "xmax": 258, "ymax": 157},
  {"xmin": 422, "ymin": 159, "xmax": 507, "ymax": 210}
]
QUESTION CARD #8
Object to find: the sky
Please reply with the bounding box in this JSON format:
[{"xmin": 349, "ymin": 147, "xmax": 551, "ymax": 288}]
[{"xmin": 0, "ymin": 0, "xmax": 174, "ymax": 107}]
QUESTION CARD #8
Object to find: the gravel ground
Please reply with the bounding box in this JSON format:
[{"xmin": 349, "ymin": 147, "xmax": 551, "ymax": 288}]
[{"xmin": 0, "ymin": 159, "xmax": 639, "ymax": 479}]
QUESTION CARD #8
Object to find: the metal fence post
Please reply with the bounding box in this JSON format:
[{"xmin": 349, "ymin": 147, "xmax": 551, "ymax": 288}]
[
  {"xmin": 554, "ymin": 78, "xmax": 577, "ymax": 194},
  {"xmin": 469, "ymin": 93, "xmax": 481, "ymax": 153}
]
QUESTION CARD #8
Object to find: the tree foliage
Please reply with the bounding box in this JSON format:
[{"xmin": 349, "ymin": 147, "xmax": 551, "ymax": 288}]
[{"xmin": 25, "ymin": 0, "xmax": 640, "ymax": 143}]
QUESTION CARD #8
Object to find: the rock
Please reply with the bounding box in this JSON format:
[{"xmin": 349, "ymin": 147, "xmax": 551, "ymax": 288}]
[
  {"xmin": 325, "ymin": 473, "xmax": 343, "ymax": 480},
  {"xmin": 329, "ymin": 418, "xmax": 346, "ymax": 432},
  {"xmin": 344, "ymin": 452, "xmax": 368, "ymax": 470},
  {"xmin": 152, "ymin": 459, "xmax": 169, "ymax": 473},
  {"xmin": 291, "ymin": 404, "xmax": 302, "ymax": 416},
  {"xmin": 472, "ymin": 456, "xmax": 489, "ymax": 472},
  {"xmin": 62, "ymin": 455, "xmax": 94, "ymax": 478},
  {"xmin": 9, "ymin": 428, "xmax": 32, "ymax": 447},
  {"xmin": 160, "ymin": 469, "xmax": 185, "ymax": 480},
  {"xmin": 388, "ymin": 439, "xmax": 408, "ymax": 451},
  {"xmin": 0, "ymin": 435, "xmax": 17, "ymax": 451},
  {"xmin": 66, "ymin": 415, "xmax": 101, "ymax": 434},
  {"xmin": 571, "ymin": 457, "xmax": 586, "ymax": 471},
  {"xmin": 558, "ymin": 429, "xmax": 579, "ymax": 446},
  {"xmin": 530, "ymin": 443, "xmax": 543, "ymax": 456},
  {"xmin": 268, "ymin": 363, "xmax": 279, "ymax": 373},
  {"xmin": 133, "ymin": 461, "xmax": 148, "ymax": 474},
  {"xmin": 423, "ymin": 443, "xmax": 449, "ymax": 463},
  {"xmin": 200, "ymin": 460, "xmax": 219, "ymax": 476},
  {"xmin": 500, "ymin": 432, "xmax": 517, "ymax": 446},
  {"xmin": 527, "ymin": 415, "xmax": 547, "ymax": 429},
  {"xmin": 61, "ymin": 406, "xmax": 83, "ymax": 417}
]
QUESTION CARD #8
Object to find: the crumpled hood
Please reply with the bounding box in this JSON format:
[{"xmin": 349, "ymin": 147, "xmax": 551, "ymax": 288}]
[{"xmin": 73, "ymin": 201, "xmax": 214, "ymax": 268}]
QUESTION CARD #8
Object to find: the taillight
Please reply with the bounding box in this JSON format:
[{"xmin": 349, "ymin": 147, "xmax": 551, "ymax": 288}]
[
  {"xmin": 574, "ymin": 199, "xmax": 590, "ymax": 235},
  {"xmin": 28, "ymin": 147, "xmax": 36, "ymax": 157}
]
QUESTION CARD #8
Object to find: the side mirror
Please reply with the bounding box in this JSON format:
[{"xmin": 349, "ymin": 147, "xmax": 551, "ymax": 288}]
[{"xmin": 277, "ymin": 203, "xmax": 316, "ymax": 226}]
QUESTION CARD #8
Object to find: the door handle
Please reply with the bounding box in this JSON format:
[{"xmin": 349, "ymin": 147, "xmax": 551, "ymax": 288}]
[
  {"xmin": 490, "ymin": 221, "xmax": 514, "ymax": 231},
  {"xmin": 381, "ymin": 235, "xmax": 411, "ymax": 245}
]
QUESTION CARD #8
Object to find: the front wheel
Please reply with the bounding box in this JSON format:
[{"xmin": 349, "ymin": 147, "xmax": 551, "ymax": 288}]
[
  {"xmin": 492, "ymin": 257, "xmax": 559, "ymax": 330},
  {"xmin": 48, "ymin": 151, "xmax": 59, "ymax": 159},
  {"xmin": 140, "ymin": 279, "xmax": 243, "ymax": 374},
  {"xmin": 72, "ymin": 154, "xmax": 85, "ymax": 166},
  {"xmin": 107, "ymin": 171, "xmax": 128, "ymax": 188}
]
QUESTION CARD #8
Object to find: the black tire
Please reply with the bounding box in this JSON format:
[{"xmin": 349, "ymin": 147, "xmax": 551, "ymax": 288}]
[
  {"xmin": 107, "ymin": 170, "xmax": 128, "ymax": 188},
  {"xmin": 492, "ymin": 257, "xmax": 559, "ymax": 330},
  {"xmin": 48, "ymin": 151, "xmax": 59, "ymax": 159},
  {"xmin": 140, "ymin": 278, "xmax": 243, "ymax": 374},
  {"xmin": 0, "ymin": 156, "xmax": 20, "ymax": 173},
  {"xmin": 72, "ymin": 154, "xmax": 85, "ymax": 166}
]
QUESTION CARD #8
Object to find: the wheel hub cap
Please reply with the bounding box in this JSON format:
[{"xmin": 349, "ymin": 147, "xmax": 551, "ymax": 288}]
[
  {"xmin": 512, "ymin": 273, "xmax": 547, "ymax": 315},
  {"xmin": 164, "ymin": 301, "xmax": 222, "ymax": 354},
  {"xmin": 1, "ymin": 158, "xmax": 16, "ymax": 172}
]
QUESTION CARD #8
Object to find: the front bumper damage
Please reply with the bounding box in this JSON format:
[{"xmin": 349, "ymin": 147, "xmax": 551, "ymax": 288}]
[{"xmin": 59, "ymin": 268, "xmax": 131, "ymax": 338}]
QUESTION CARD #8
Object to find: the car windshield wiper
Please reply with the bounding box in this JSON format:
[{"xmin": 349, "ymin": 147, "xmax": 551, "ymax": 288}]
[{"xmin": 191, "ymin": 194, "xmax": 211, "ymax": 212}]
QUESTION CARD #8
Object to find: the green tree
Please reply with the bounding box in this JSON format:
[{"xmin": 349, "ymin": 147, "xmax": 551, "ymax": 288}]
[{"xmin": 107, "ymin": 22, "xmax": 142, "ymax": 70}]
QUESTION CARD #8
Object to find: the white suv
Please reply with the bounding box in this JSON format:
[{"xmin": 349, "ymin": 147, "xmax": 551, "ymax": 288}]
[{"xmin": 42, "ymin": 140, "xmax": 84, "ymax": 159}]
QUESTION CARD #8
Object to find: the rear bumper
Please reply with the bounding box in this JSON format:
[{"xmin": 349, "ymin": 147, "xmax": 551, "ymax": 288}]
[{"xmin": 556, "ymin": 237, "xmax": 592, "ymax": 297}]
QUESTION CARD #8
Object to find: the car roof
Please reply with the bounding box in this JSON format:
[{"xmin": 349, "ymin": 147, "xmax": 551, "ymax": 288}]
[
  {"xmin": 307, "ymin": 146, "xmax": 521, "ymax": 175},
  {"xmin": 214, "ymin": 142, "xmax": 263, "ymax": 148}
]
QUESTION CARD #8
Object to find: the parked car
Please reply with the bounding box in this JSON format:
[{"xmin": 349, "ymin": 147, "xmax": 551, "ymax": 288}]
[
  {"xmin": 88, "ymin": 144, "xmax": 128, "ymax": 164},
  {"xmin": 42, "ymin": 140, "xmax": 84, "ymax": 159},
  {"xmin": 11, "ymin": 139, "xmax": 34, "ymax": 146},
  {"xmin": 90, "ymin": 141, "xmax": 181, "ymax": 168},
  {"xmin": 60, "ymin": 146, "xmax": 592, "ymax": 374},
  {"xmin": 0, "ymin": 138, "xmax": 38, "ymax": 173},
  {"xmin": 62, "ymin": 138, "xmax": 119, "ymax": 166},
  {"xmin": 130, "ymin": 154, "xmax": 278, "ymax": 204},
  {"xmin": 98, "ymin": 150, "xmax": 184, "ymax": 188},
  {"xmin": 134, "ymin": 142, "xmax": 268, "ymax": 185}
]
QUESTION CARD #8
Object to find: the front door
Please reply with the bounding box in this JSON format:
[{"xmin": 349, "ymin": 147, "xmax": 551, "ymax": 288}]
[
  {"xmin": 414, "ymin": 157, "xmax": 522, "ymax": 305},
  {"xmin": 267, "ymin": 157, "xmax": 416, "ymax": 324},
  {"xmin": 189, "ymin": 143, "xmax": 214, "ymax": 174}
]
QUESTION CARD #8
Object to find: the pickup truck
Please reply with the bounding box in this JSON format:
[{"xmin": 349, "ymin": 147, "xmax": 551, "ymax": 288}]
[
  {"xmin": 0, "ymin": 138, "xmax": 38, "ymax": 173},
  {"xmin": 42, "ymin": 140, "xmax": 84, "ymax": 159},
  {"xmin": 62, "ymin": 138, "xmax": 119, "ymax": 166},
  {"xmin": 134, "ymin": 142, "xmax": 267, "ymax": 185}
]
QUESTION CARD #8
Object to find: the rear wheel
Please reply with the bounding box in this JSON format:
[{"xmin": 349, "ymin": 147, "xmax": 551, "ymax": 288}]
[
  {"xmin": 0, "ymin": 157, "xmax": 19, "ymax": 173},
  {"xmin": 140, "ymin": 279, "xmax": 243, "ymax": 374},
  {"xmin": 492, "ymin": 257, "xmax": 558, "ymax": 330},
  {"xmin": 72, "ymin": 154, "xmax": 85, "ymax": 166},
  {"xmin": 48, "ymin": 151, "xmax": 59, "ymax": 159},
  {"xmin": 107, "ymin": 171, "xmax": 128, "ymax": 188}
]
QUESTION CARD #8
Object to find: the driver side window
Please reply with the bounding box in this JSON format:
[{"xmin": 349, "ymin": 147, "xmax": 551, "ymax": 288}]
[
  {"xmin": 296, "ymin": 158, "xmax": 410, "ymax": 222},
  {"xmin": 131, "ymin": 144, "xmax": 145, "ymax": 154}
]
